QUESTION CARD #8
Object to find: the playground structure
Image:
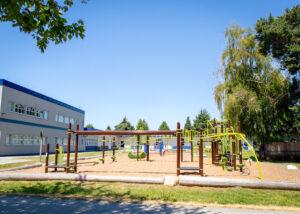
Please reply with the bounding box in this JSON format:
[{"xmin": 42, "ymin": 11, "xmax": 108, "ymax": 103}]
[{"xmin": 44, "ymin": 120, "xmax": 263, "ymax": 179}]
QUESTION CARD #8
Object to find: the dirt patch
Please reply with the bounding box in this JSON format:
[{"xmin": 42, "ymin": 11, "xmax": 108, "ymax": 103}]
[{"xmin": 13, "ymin": 151, "xmax": 300, "ymax": 182}]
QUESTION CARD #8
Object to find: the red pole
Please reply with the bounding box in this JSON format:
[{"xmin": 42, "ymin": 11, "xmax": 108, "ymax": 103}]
[
  {"xmin": 181, "ymin": 135, "xmax": 184, "ymax": 162},
  {"xmin": 102, "ymin": 136, "xmax": 105, "ymax": 164},
  {"xmin": 176, "ymin": 122, "xmax": 181, "ymax": 176},
  {"xmin": 215, "ymin": 121, "xmax": 218, "ymax": 162},
  {"xmin": 74, "ymin": 124, "xmax": 79, "ymax": 172},
  {"xmin": 112, "ymin": 137, "xmax": 116, "ymax": 161},
  {"xmin": 66, "ymin": 123, "xmax": 71, "ymax": 173},
  {"xmin": 238, "ymin": 121, "xmax": 243, "ymax": 172},
  {"xmin": 54, "ymin": 144, "xmax": 59, "ymax": 172},
  {"xmin": 190, "ymin": 129, "xmax": 193, "ymax": 162},
  {"xmin": 146, "ymin": 136, "xmax": 150, "ymax": 161},
  {"xmin": 199, "ymin": 129, "xmax": 204, "ymax": 176},
  {"xmin": 137, "ymin": 135, "xmax": 140, "ymax": 161},
  {"xmin": 45, "ymin": 143, "xmax": 49, "ymax": 173}
]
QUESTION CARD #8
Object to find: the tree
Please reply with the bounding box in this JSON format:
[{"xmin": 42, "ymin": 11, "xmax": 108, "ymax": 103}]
[
  {"xmin": 193, "ymin": 109, "xmax": 210, "ymax": 130},
  {"xmin": 106, "ymin": 125, "xmax": 111, "ymax": 130},
  {"xmin": 158, "ymin": 121, "xmax": 170, "ymax": 130},
  {"xmin": 255, "ymin": 6, "xmax": 300, "ymax": 136},
  {"xmin": 184, "ymin": 116, "xmax": 193, "ymax": 130},
  {"xmin": 256, "ymin": 6, "xmax": 300, "ymax": 75},
  {"xmin": 214, "ymin": 26, "xmax": 291, "ymax": 146},
  {"xmin": 114, "ymin": 117, "xmax": 135, "ymax": 131},
  {"xmin": 136, "ymin": 119, "xmax": 149, "ymax": 130},
  {"xmin": 85, "ymin": 124, "xmax": 94, "ymax": 129},
  {"xmin": 0, "ymin": 1, "xmax": 85, "ymax": 52}
]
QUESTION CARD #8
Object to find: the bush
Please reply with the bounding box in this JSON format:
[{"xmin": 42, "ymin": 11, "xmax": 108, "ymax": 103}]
[{"xmin": 128, "ymin": 152, "xmax": 146, "ymax": 159}]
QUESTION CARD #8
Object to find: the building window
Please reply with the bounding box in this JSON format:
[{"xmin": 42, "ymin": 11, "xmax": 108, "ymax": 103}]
[
  {"xmin": 70, "ymin": 118, "xmax": 75, "ymax": 125},
  {"xmin": 64, "ymin": 116, "xmax": 69, "ymax": 124},
  {"xmin": 26, "ymin": 106, "xmax": 36, "ymax": 116},
  {"xmin": 58, "ymin": 115, "xmax": 64, "ymax": 123},
  {"xmin": 15, "ymin": 104, "xmax": 25, "ymax": 114},
  {"xmin": 9, "ymin": 102, "xmax": 14, "ymax": 112}
]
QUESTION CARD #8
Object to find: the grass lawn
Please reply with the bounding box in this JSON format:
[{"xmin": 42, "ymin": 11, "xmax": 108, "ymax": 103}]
[
  {"xmin": 0, "ymin": 151, "xmax": 112, "ymax": 170},
  {"xmin": 0, "ymin": 181, "xmax": 299, "ymax": 208},
  {"xmin": 0, "ymin": 161, "xmax": 38, "ymax": 170}
]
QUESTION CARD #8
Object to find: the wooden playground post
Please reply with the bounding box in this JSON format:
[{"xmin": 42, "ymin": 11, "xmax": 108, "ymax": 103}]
[
  {"xmin": 146, "ymin": 136, "xmax": 150, "ymax": 161},
  {"xmin": 66, "ymin": 123, "xmax": 72, "ymax": 173},
  {"xmin": 180, "ymin": 135, "xmax": 184, "ymax": 162},
  {"xmin": 137, "ymin": 135, "xmax": 140, "ymax": 161},
  {"xmin": 199, "ymin": 128, "xmax": 204, "ymax": 176},
  {"xmin": 215, "ymin": 122, "xmax": 219, "ymax": 162},
  {"xmin": 112, "ymin": 136, "xmax": 116, "ymax": 160},
  {"xmin": 211, "ymin": 119, "xmax": 216, "ymax": 164},
  {"xmin": 190, "ymin": 129, "xmax": 193, "ymax": 162},
  {"xmin": 45, "ymin": 143, "xmax": 49, "ymax": 173},
  {"xmin": 238, "ymin": 121, "xmax": 243, "ymax": 172},
  {"xmin": 176, "ymin": 122, "xmax": 181, "ymax": 176},
  {"xmin": 54, "ymin": 144, "xmax": 59, "ymax": 172},
  {"xmin": 232, "ymin": 133, "xmax": 237, "ymax": 171},
  {"xmin": 102, "ymin": 136, "xmax": 105, "ymax": 164},
  {"xmin": 74, "ymin": 124, "xmax": 79, "ymax": 172}
]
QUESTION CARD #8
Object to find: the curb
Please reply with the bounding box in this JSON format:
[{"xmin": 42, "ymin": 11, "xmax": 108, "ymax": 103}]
[
  {"xmin": 179, "ymin": 176, "xmax": 300, "ymax": 191},
  {"xmin": 0, "ymin": 173, "xmax": 164, "ymax": 184},
  {"xmin": 0, "ymin": 173, "xmax": 299, "ymax": 190},
  {"xmin": 0, "ymin": 163, "xmax": 42, "ymax": 172}
]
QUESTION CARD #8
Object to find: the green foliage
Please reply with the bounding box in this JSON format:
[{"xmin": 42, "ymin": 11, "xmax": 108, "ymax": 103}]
[
  {"xmin": 106, "ymin": 126, "xmax": 111, "ymax": 130},
  {"xmin": 158, "ymin": 121, "xmax": 170, "ymax": 130},
  {"xmin": 128, "ymin": 151, "xmax": 146, "ymax": 159},
  {"xmin": 184, "ymin": 116, "xmax": 193, "ymax": 130},
  {"xmin": 256, "ymin": 5, "xmax": 300, "ymax": 75},
  {"xmin": 215, "ymin": 25, "xmax": 292, "ymax": 146},
  {"xmin": 136, "ymin": 119, "xmax": 149, "ymax": 130},
  {"xmin": 114, "ymin": 117, "xmax": 135, "ymax": 130},
  {"xmin": 85, "ymin": 124, "xmax": 94, "ymax": 129},
  {"xmin": 0, "ymin": 0, "xmax": 85, "ymax": 52},
  {"xmin": 1, "ymin": 181, "xmax": 300, "ymax": 207},
  {"xmin": 255, "ymin": 6, "xmax": 300, "ymax": 136},
  {"xmin": 193, "ymin": 109, "xmax": 211, "ymax": 130}
]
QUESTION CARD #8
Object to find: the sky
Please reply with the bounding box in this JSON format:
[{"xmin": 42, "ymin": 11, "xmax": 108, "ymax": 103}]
[{"xmin": 1, "ymin": 0, "xmax": 298, "ymax": 130}]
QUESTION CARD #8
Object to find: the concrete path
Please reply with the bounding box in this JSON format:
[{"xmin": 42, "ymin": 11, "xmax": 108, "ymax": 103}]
[{"xmin": 0, "ymin": 195, "xmax": 297, "ymax": 214}]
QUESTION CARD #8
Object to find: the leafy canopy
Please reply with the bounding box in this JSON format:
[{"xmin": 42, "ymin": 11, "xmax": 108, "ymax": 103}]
[
  {"xmin": 0, "ymin": 0, "xmax": 85, "ymax": 52},
  {"xmin": 158, "ymin": 121, "xmax": 170, "ymax": 130},
  {"xmin": 136, "ymin": 119, "xmax": 149, "ymax": 130},
  {"xmin": 215, "ymin": 26, "xmax": 292, "ymax": 146},
  {"xmin": 256, "ymin": 5, "xmax": 300, "ymax": 75},
  {"xmin": 193, "ymin": 109, "xmax": 211, "ymax": 130},
  {"xmin": 184, "ymin": 116, "xmax": 193, "ymax": 130},
  {"xmin": 85, "ymin": 124, "xmax": 94, "ymax": 129},
  {"xmin": 114, "ymin": 117, "xmax": 135, "ymax": 131},
  {"xmin": 106, "ymin": 125, "xmax": 111, "ymax": 130}
]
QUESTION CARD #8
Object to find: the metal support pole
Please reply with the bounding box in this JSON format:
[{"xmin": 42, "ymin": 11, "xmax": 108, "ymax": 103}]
[
  {"xmin": 66, "ymin": 123, "xmax": 72, "ymax": 173},
  {"xmin": 112, "ymin": 137, "xmax": 116, "ymax": 161},
  {"xmin": 181, "ymin": 136, "xmax": 184, "ymax": 162},
  {"xmin": 45, "ymin": 143, "xmax": 49, "ymax": 173},
  {"xmin": 137, "ymin": 135, "xmax": 140, "ymax": 161},
  {"xmin": 54, "ymin": 144, "xmax": 59, "ymax": 172},
  {"xmin": 238, "ymin": 121, "xmax": 243, "ymax": 172},
  {"xmin": 176, "ymin": 122, "xmax": 181, "ymax": 176},
  {"xmin": 102, "ymin": 136, "xmax": 105, "ymax": 164},
  {"xmin": 74, "ymin": 124, "xmax": 79, "ymax": 172},
  {"xmin": 146, "ymin": 136, "xmax": 150, "ymax": 161},
  {"xmin": 199, "ymin": 129, "xmax": 204, "ymax": 176},
  {"xmin": 232, "ymin": 134, "xmax": 237, "ymax": 171},
  {"xmin": 190, "ymin": 129, "xmax": 193, "ymax": 162}
]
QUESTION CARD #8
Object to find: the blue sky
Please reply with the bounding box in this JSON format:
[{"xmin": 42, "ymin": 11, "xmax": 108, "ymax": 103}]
[{"xmin": 1, "ymin": 0, "xmax": 298, "ymax": 130}]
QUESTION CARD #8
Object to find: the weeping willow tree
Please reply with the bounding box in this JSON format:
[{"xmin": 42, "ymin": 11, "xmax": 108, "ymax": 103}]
[{"xmin": 215, "ymin": 26, "xmax": 291, "ymax": 147}]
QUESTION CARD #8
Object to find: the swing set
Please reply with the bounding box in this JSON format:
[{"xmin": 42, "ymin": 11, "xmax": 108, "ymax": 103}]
[{"xmin": 44, "ymin": 120, "xmax": 263, "ymax": 179}]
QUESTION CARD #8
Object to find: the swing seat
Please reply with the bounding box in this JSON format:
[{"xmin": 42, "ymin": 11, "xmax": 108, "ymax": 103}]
[{"xmin": 179, "ymin": 166, "xmax": 199, "ymax": 171}]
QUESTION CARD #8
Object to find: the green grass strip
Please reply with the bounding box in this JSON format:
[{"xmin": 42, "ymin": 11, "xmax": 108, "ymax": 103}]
[{"xmin": 0, "ymin": 181, "xmax": 299, "ymax": 207}]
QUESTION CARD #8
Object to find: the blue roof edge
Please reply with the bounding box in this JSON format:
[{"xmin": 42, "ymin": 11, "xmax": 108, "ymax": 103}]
[{"xmin": 0, "ymin": 79, "xmax": 85, "ymax": 114}]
